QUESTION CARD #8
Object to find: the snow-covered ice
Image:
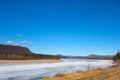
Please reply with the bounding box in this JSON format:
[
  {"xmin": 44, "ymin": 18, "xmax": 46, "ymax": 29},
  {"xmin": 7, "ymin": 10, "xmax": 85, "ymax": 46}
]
[{"xmin": 0, "ymin": 59, "xmax": 114, "ymax": 80}]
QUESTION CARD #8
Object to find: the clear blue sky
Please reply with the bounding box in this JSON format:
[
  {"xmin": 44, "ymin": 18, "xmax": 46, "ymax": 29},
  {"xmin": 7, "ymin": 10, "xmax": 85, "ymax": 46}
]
[{"xmin": 0, "ymin": 0, "xmax": 120, "ymax": 56}]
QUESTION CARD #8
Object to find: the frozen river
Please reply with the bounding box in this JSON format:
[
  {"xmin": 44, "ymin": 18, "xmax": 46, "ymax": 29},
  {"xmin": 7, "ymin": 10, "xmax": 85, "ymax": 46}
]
[{"xmin": 0, "ymin": 59, "xmax": 114, "ymax": 80}]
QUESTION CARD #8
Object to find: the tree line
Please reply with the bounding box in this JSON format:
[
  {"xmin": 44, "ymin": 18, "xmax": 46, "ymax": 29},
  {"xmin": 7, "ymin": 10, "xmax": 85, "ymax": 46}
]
[
  {"xmin": 0, "ymin": 53, "xmax": 60, "ymax": 60},
  {"xmin": 113, "ymin": 50, "xmax": 120, "ymax": 60}
]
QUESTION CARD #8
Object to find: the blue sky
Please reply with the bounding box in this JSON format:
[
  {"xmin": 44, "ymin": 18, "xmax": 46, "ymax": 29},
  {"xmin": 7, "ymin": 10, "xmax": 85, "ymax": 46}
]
[{"xmin": 0, "ymin": 0, "xmax": 120, "ymax": 56}]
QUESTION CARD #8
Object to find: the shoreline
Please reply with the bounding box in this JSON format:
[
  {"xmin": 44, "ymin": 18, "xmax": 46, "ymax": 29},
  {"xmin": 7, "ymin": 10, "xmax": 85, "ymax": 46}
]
[
  {"xmin": 0, "ymin": 59, "xmax": 62, "ymax": 64},
  {"xmin": 43, "ymin": 65, "xmax": 120, "ymax": 80}
]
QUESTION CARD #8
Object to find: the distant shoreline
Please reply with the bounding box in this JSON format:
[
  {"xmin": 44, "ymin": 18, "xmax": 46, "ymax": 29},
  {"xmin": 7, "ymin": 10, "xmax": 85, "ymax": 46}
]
[{"xmin": 0, "ymin": 59, "xmax": 62, "ymax": 64}]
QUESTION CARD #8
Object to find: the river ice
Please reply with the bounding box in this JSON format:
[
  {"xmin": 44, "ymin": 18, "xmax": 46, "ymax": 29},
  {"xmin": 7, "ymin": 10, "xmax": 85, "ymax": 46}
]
[{"xmin": 0, "ymin": 59, "xmax": 113, "ymax": 80}]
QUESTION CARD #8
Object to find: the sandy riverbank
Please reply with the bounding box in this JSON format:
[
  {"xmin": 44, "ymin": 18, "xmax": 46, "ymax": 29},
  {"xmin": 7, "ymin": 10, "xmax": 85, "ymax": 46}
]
[
  {"xmin": 43, "ymin": 65, "xmax": 120, "ymax": 80},
  {"xmin": 0, "ymin": 59, "xmax": 61, "ymax": 64}
]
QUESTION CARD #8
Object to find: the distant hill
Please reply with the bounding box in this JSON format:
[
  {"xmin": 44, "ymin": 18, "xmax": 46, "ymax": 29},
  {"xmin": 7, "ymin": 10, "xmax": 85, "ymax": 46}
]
[
  {"xmin": 59, "ymin": 54, "xmax": 113, "ymax": 60},
  {"xmin": 58, "ymin": 55, "xmax": 85, "ymax": 59},
  {"xmin": 86, "ymin": 54, "xmax": 113, "ymax": 59},
  {"xmin": 0, "ymin": 44, "xmax": 32, "ymax": 54},
  {"xmin": 0, "ymin": 44, "xmax": 113, "ymax": 60},
  {"xmin": 0, "ymin": 44, "xmax": 59, "ymax": 60}
]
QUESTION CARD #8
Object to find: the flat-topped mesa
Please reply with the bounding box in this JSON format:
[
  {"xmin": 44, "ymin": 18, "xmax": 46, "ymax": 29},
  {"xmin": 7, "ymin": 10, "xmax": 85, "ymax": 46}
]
[{"xmin": 0, "ymin": 44, "xmax": 32, "ymax": 54}]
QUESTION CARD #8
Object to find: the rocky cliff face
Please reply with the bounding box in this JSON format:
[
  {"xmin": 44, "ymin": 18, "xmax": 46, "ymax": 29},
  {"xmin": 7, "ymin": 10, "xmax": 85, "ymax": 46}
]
[{"xmin": 0, "ymin": 44, "xmax": 32, "ymax": 54}]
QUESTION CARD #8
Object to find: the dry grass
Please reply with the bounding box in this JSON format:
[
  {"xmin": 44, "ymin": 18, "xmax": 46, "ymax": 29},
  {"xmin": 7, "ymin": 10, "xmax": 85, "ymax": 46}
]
[
  {"xmin": 55, "ymin": 73, "xmax": 66, "ymax": 77},
  {"xmin": 0, "ymin": 59, "xmax": 61, "ymax": 64},
  {"xmin": 43, "ymin": 66, "xmax": 120, "ymax": 80}
]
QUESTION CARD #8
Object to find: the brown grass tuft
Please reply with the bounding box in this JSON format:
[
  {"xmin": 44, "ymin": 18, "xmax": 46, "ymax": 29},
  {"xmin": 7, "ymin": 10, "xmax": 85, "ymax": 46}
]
[{"xmin": 55, "ymin": 73, "xmax": 66, "ymax": 77}]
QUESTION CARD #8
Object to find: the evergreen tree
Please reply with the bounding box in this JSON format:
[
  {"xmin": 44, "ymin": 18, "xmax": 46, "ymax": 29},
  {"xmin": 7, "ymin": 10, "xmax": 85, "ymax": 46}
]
[{"xmin": 113, "ymin": 50, "xmax": 120, "ymax": 60}]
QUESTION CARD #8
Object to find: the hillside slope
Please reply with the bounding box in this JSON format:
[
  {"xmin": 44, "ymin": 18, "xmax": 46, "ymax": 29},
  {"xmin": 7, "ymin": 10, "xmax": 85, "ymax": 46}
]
[
  {"xmin": 0, "ymin": 44, "xmax": 59, "ymax": 60},
  {"xmin": 0, "ymin": 44, "xmax": 32, "ymax": 54}
]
